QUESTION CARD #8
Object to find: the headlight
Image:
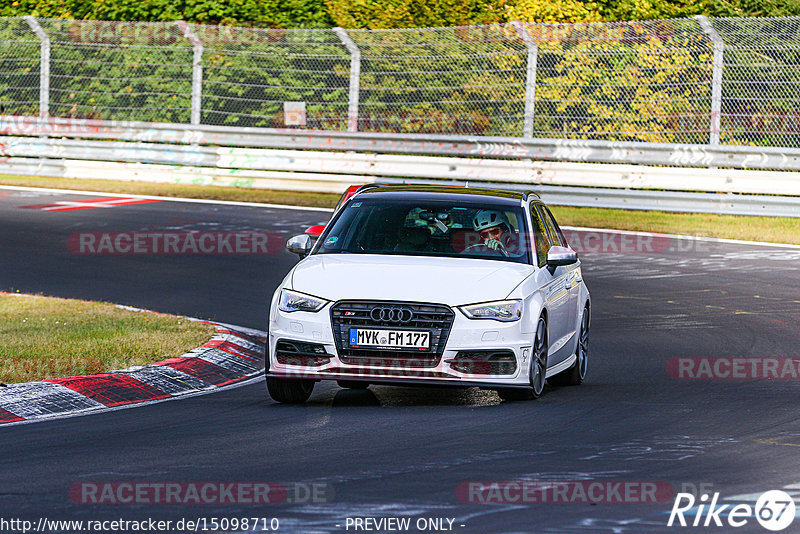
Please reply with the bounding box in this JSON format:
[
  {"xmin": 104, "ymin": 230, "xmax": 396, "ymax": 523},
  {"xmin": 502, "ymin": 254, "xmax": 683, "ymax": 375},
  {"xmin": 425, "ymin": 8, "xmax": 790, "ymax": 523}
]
[
  {"xmin": 459, "ymin": 300, "xmax": 522, "ymax": 322},
  {"xmin": 278, "ymin": 289, "xmax": 329, "ymax": 313}
]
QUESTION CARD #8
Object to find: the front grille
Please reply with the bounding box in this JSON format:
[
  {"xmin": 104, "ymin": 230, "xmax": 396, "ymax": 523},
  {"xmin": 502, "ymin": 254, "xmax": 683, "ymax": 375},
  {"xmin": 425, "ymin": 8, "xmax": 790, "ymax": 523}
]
[
  {"xmin": 331, "ymin": 301, "xmax": 455, "ymax": 368},
  {"xmin": 274, "ymin": 339, "xmax": 330, "ymax": 366},
  {"xmin": 448, "ymin": 351, "xmax": 517, "ymax": 375}
]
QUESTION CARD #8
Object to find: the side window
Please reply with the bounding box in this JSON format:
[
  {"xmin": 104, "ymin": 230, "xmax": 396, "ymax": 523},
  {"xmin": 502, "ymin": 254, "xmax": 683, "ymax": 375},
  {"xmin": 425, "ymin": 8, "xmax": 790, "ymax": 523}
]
[
  {"xmin": 529, "ymin": 203, "xmax": 551, "ymax": 267},
  {"xmin": 539, "ymin": 205, "xmax": 566, "ymax": 248},
  {"xmin": 336, "ymin": 205, "xmax": 371, "ymax": 251}
]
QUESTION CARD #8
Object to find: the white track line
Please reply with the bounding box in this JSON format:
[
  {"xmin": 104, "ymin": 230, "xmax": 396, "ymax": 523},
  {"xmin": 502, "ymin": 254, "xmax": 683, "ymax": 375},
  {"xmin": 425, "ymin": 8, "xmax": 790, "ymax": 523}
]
[
  {"xmin": 4, "ymin": 183, "xmax": 796, "ymax": 249},
  {"xmin": 561, "ymin": 225, "xmax": 800, "ymax": 250},
  {"xmin": 0, "ymin": 184, "xmax": 334, "ymax": 213},
  {"xmin": 5, "ymin": 184, "xmax": 799, "ymax": 248}
]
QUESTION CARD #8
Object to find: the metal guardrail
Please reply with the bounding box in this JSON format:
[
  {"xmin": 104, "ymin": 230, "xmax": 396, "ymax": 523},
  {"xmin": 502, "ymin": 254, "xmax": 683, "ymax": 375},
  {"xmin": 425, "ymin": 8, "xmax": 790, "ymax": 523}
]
[
  {"xmin": 384, "ymin": 176, "xmax": 800, "ymax": 218},
  {"xmin": 1, "ymin": 117, "xmax": 799, "ymax": 217},
  {"xmin": 4, "ymin": 116, "xmax": 800, "ymax": 171},
  {"xmin": 501, "ymin": 185, "xmax": 800, "ymax": 219},
  {"xmin": 2, "ymin": 134, "xmax": 800, "ymax": 196},
  {"xmin": 4, "ymin": 155, "xmax": 799, "ymax": 218}
]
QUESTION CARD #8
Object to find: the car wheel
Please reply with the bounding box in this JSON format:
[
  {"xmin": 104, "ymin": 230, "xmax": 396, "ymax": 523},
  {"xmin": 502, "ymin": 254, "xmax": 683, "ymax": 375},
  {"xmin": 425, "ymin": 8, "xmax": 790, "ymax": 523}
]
[
  {"xmin": 267, "ymin": 376, "xmax": 314, "ymax": 404},
  {"xmin": 549, "ymin": 307, "xmax": 589, "ymax": 387},
  {"xmin": 497, "ymin": 315, "xmax": 548, "ymax": 401},
  {"xmin": 264, "ymin": 342, "xmax": 314, "ymax": 403},
  {"xmin": 337, "ymin": 380, "xmax": 370, "ymax": 389}
]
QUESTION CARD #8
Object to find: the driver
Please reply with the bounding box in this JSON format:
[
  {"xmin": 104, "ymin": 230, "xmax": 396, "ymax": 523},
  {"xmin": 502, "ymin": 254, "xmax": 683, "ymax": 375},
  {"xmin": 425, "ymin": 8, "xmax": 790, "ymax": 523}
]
[{"xmin": 473, "ymin": 210, "xmax": 515, "ymax": 256}]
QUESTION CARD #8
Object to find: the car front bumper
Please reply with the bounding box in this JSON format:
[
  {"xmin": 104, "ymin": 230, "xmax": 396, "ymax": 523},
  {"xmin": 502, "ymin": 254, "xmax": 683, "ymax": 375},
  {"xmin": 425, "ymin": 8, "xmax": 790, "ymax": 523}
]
[{"xmin": 268, "ymin": 303, "xmax": 535, "ymax": 388}]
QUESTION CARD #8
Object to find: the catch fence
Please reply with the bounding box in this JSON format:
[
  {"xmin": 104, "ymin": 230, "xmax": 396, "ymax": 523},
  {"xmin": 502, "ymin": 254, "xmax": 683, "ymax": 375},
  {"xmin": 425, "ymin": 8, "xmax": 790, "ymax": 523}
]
[{"xmin": 1, "ymin": 16, "xmax": 799, "ymax": 147}]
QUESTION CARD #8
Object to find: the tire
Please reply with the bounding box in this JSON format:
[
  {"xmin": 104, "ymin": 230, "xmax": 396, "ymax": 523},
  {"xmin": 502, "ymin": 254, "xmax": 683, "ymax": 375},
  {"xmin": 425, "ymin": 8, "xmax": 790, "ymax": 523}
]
[
  {"xmin": 337, "ymin": 380, "xmax": 370, "ymax": 390},
  {"xmin": 497, "ymin": 315, "xmax": 548, "ymax": 401},
  {"xmin": 549, "ymin": 307, "xmax": 589, "ymax": 387},
  {"xmin": 264, "ymin": 343, "xmax": 315, "ymax": 403},
  {"xmin": 267, "ymin": 376, "xmax": 315, "ymax": 404}
]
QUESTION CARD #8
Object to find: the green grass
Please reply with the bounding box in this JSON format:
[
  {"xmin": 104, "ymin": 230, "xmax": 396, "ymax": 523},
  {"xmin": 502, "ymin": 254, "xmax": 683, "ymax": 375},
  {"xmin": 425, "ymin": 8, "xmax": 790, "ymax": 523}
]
[
  {"xmin": 0, "ymin": 293, "xmax": 216, "ymax": 384},
  {"xmin": 2, "ymin": 174, "xmax": 799, "ymax": 245}
]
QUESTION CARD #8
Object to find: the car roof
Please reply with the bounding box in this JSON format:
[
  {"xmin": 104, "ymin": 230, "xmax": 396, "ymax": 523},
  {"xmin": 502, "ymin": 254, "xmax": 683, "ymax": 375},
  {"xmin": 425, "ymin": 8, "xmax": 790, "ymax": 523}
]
[{"xmin": 354, "ymin": 185, "xmax": 538, "ymax": 206}]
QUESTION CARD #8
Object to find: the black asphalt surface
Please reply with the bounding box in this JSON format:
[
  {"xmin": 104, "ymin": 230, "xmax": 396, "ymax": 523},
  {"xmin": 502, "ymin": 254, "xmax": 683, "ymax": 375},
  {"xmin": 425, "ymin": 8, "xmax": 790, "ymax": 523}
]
[{"xmin": 2, "ymin": 187, "xmax": 800, "ymax": 534}]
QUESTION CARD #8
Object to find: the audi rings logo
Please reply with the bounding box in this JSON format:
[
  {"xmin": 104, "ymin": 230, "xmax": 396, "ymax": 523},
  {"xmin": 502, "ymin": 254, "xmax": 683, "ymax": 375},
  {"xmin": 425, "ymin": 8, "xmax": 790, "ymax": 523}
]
[{"xmin": 371, "ymin": 306, "xmax": 414, "ymax": 323}]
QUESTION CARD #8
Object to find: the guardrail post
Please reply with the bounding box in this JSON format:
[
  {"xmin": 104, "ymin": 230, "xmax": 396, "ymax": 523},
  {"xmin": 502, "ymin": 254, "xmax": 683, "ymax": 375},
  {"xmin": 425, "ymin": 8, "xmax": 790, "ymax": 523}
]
[
  {"xmin": 334, "ymin": 28, "xmax": 361, "ymax": 132},
  {"xmin": 696, "ymin": 16, "xmax": 724, "ymax": 146},
  {"xmin": 24, "ymin": 16, "xmax": 49, "ymax": 120},
  {"xmin": 177, "ymin": 21, "xmax": 203, "ymax": 125},
  {"xmin": 512, "ymin": 21, "xmax": 538, "ymax": 138}
]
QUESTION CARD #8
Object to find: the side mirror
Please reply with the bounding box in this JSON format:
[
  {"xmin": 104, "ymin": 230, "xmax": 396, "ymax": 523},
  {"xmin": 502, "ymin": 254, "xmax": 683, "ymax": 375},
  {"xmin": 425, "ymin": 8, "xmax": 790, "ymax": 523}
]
[
  {"xmin": 286, "ymin": 234, "xmax": 313, "ymax": 258},
  {"xmin": 546, "ymin": 245, "xmax": 578, "ymax": 274},
  {"xmin": 305, "ymin": 224, "xmax": 325, "ymax": 238}
]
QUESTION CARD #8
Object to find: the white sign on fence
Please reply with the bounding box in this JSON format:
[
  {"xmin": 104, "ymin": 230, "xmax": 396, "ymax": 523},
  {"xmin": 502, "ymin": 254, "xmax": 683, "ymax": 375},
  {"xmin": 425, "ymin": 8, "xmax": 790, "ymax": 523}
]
[{"xmin": 284, "ymin": 102, "xmax": 306, "ymax": 127}]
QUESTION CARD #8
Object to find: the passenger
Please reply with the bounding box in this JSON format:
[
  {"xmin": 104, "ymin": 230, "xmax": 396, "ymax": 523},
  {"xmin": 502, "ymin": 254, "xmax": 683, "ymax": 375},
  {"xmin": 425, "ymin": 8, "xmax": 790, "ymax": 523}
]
[{"xmin": 395, "ymin": 226, "xmax": 430, "ymax": 253}]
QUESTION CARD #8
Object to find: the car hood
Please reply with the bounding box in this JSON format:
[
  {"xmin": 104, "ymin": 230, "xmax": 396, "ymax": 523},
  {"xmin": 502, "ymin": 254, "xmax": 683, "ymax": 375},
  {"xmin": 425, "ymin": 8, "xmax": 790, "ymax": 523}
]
[{"xmin": 291, "ymin": 254, "xmax": 533, "ymax": 306}]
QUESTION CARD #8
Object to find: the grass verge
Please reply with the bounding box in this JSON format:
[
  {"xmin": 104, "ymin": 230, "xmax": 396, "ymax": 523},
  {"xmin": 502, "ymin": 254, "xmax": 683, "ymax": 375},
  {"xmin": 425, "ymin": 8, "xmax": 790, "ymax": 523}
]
[
  {"xmin": 2, "ymin": 174, "xmax": 799, "ymax": 245},
  {"xmin": 0, "ymin": 293, "xmax": 216, "ymax": 384}
]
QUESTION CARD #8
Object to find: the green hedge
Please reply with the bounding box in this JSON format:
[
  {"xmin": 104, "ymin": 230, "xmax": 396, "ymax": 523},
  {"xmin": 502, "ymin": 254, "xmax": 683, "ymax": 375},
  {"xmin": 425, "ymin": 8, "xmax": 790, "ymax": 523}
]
[
  {"xmin": 2, "ymin": 0, "xmax": 800, "ymax": 27},
  {"xmin": 0, "ymin": 0, "xmax": 334, "ymax": 27}
]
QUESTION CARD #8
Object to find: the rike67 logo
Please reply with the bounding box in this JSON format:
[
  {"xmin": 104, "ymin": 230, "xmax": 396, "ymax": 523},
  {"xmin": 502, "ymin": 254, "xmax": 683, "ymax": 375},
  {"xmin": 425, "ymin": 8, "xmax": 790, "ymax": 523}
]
[{"xmin": 668, "ymin": 490, "xmax": 796, "ymax": 531}]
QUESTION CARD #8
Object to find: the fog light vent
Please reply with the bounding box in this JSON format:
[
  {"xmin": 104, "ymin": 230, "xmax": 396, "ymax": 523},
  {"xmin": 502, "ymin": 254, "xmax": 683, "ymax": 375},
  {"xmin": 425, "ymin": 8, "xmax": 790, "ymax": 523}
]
[
  {"xmin": 448, "ymin": 351, "xmax": 517, "ymax": 375},
  {"xmin": 275, "ymin": 339, "xmax": 330, "ymax": 366}
]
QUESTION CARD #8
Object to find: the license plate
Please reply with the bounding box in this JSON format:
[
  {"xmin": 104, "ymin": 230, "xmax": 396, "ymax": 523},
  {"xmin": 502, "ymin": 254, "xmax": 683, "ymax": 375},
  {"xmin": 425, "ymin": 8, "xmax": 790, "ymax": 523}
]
[{"xmin": 349, "ymin": 328, "xmax": 430, "ymax": 350}]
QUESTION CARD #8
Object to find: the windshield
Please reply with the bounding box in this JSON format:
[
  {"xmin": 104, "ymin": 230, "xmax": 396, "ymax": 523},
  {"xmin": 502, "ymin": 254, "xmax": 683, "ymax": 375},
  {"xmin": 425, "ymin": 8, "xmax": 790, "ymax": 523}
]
[{"xmin": 315, "ymin": 198, "xmax": 531, "ymax": 264}]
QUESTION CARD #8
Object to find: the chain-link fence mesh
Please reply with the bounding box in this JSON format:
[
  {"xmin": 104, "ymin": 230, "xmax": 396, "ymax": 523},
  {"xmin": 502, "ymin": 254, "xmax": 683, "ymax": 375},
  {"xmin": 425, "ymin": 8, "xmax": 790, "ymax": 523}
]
[
  {"xmin": 712, "ymin": 17, "xmax": 800, "ymax": 148},
  {"xmin": 36, "ymin": 19, "xmax": 193, "ymax": 123},
  {"xmin": 1, "ymin": 16, "xmax": 799, "ymax": 147},
  {"xmin": 531, "ymin": 18, "xmax": 714, "ymax": 144},
  {"xmin": 0, "ymin": 18, "xmax": 41, "ymax": 117},
  {"xmin": 195, "ymin": 25, "xmax": 350, "ymax": 129},
  {"xmin": 350, "ymin": 25, "xmax": 527, "ymax": 136}
]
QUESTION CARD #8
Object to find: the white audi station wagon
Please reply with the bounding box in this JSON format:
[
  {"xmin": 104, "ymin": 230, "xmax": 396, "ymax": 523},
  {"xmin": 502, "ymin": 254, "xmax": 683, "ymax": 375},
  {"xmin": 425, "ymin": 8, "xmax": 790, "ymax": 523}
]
[{"xmin": 266, "ymin": 186, "xmax": 590, "ymax": 403}]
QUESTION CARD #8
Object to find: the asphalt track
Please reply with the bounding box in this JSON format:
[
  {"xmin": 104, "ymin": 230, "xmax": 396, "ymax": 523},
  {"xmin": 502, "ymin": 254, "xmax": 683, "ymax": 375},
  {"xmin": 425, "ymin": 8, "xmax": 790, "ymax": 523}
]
[{"xmin": 1, "ymin": 187, "xmax": 800, "ymax": 533}]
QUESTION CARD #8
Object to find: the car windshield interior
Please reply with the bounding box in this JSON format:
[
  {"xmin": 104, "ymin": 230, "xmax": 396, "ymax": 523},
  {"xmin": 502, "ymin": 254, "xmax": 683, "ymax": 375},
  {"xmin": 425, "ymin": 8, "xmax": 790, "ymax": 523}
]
[{"xmin": 316, "ymin": 198, "xmax": 531, "ymax": 264}]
